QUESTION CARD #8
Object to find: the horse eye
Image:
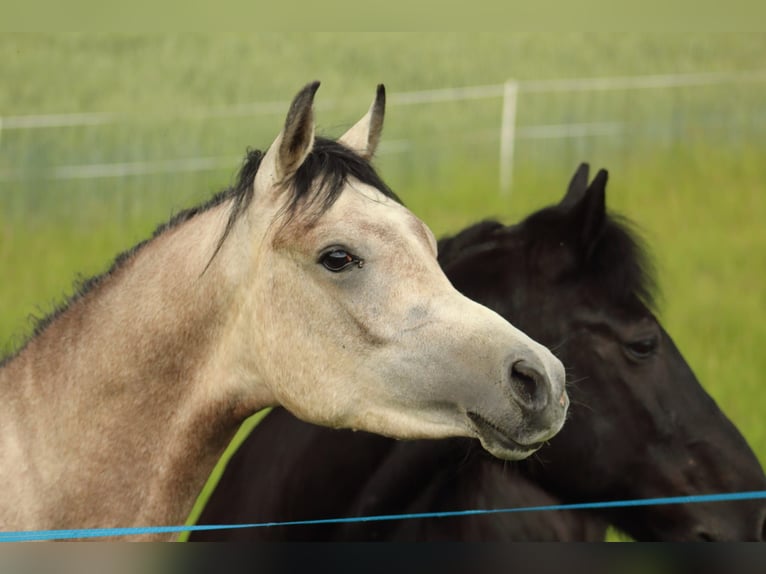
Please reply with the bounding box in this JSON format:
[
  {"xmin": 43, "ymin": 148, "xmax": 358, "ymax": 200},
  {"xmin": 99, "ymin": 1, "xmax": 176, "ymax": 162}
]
[
  {"xmin": 320, "ymin": 249, "xmax": 362, "ymax": 272},
  {"xmin": 624, "ymin": 337, "xmax": 658, "ymax": 360}
]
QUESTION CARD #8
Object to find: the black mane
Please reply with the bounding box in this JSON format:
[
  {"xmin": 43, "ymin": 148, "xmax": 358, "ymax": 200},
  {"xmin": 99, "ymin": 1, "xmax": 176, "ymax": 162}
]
[
  {"xmin": 584, "ymin": 214, "xmax": 658, "ymax": 311},
  {"xmin": 437, "ymin": 220, "xmax": 505, "ymax": 269},
  {"xmin": 1, "ymin": 137, "xmax": 399, "ymax": 366},
  {"xmin": 438, "ymin": 209, "xmax": 658, "ymax": 312}
]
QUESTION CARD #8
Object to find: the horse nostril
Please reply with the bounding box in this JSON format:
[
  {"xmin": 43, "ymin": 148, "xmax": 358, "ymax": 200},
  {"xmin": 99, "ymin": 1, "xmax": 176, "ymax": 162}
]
[
  {"xmin": 508, "ymin": 359, "xmax": 549, "ymax": 411},
  {"xmin": 696, "ymin": 530, "xmax": 715, "ymax": 542}
]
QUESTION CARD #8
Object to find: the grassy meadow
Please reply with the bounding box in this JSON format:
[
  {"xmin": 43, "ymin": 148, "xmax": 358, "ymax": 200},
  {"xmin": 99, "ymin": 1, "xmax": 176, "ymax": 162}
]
[{"xmin": 1, "ymin": 34, "xmax": 765, "ymax": 539}]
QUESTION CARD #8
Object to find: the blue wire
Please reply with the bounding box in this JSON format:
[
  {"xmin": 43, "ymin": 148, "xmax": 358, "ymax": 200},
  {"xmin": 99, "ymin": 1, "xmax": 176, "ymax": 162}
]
[{"xmin": 1, "ymin": 490, "xmax": 765, "ymax": 542}]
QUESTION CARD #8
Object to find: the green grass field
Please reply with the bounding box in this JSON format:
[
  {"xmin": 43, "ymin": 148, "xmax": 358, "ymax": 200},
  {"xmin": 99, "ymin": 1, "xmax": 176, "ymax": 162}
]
[{"xmin": 1, "ymin": 34, "xmax": 765, "ymax": 540}]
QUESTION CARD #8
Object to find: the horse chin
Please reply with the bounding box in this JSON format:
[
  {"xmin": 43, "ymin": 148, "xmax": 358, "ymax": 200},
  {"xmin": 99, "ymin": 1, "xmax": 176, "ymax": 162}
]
[
  {"xmin": 481, "ymin": 440, "xmax": 540, "ymax": 462},
  {"xmin": 468, "ymin": 411, "xmax": 544, "ymax": 461}
]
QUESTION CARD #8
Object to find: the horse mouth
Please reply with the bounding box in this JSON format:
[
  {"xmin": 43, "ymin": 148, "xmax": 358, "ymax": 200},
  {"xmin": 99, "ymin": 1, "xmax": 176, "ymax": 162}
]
[{"xmin": 467, "ymin": 411, "xmax": 545, "ymax": 460}]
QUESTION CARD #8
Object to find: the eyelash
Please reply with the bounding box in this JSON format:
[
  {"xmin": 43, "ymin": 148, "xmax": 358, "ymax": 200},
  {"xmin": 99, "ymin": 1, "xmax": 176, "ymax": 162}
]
[
  {"xmin": 319, "ymin": 248, "xmax": 365, "ymax": 272},
  {"xmin": 624, "ymin": 337, "xmax": 658, "ymax": 360}
]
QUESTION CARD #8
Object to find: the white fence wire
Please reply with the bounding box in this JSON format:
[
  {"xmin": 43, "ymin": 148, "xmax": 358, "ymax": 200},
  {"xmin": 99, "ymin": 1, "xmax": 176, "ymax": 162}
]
[
  {"xmin": 4, "ymin": 68, "xmax": 766, "ymax": 130},
  {"xmin": 2, "ymin": 69, "xmax": 766, "ymax": 191}
]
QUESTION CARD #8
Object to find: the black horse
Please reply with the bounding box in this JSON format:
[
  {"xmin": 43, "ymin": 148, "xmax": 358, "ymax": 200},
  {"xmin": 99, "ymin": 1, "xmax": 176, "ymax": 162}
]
[{"xmin": 191, "ymin": 165, "xmax": 766, "ymax": 541}]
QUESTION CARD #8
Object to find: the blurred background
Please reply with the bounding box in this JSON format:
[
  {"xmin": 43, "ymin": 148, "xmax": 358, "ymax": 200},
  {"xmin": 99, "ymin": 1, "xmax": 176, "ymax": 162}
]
[{"xmin": 1, "ymin": 34, "xmax": 765, "ymax": 538}]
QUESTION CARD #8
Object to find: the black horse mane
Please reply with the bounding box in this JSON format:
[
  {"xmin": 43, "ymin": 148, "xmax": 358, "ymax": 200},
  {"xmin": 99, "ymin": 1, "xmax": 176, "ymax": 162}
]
[
  {"xmin": 1, "ymin": 137, "xmax": 399, "ymax": 367},
  {"xmin": 437, "ymin": 220, "xmax": 506, "ymax": 268},
  {"xmin": 438, "ymin": 210, "xmax": 658, "ymax": 312},
  {"xmin": 585, "ymin": 214, "xmax": 658, "ymax": 311}
]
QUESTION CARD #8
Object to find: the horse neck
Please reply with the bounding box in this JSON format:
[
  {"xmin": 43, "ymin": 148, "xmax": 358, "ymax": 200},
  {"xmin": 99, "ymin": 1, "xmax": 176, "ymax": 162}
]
[{"xmin": 0, "ymin": 201, "xmax": 262, "ymax": 537}]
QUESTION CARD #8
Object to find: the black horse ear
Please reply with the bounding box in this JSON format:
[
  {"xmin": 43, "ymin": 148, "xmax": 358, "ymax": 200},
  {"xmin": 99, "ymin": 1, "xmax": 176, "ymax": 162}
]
[
  {"xmin": 559, "ymin": 163, "xmax": 590, "ymax": 209},
  {"xmin": 574, "ymin": 168, "xmax": 608, "ymax": 259}
]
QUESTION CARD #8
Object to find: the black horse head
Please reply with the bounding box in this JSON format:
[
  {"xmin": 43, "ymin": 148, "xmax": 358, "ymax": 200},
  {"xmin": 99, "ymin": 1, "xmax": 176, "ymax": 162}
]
[
  {"xmin": 439, "ymin": 164, "xmax": 766, "ymax": 541},
  {"xmin": 191, "ymin": 164, "xmax": 766, "ymax": 541}
]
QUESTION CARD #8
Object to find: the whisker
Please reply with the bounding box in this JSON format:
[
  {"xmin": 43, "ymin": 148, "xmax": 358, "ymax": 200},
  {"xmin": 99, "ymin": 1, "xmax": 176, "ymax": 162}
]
[
  {"xmin": 548, "ymin": 336, "xmax": 571, "ymax": 354},
  {"xmin": 567, "ymin": 398, "xmax": 595, "ymax": 414},
  {"xmin": 564, "ymin": 375, "xmax": 590, "ymax": 389}
]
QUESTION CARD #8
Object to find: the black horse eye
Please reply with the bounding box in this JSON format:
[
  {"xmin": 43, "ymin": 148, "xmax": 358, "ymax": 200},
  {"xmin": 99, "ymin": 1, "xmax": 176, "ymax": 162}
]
[
  {"xmin": 624, "ymin": 337, "xmax": 658, "ymax": 360},
  {"xmin": 320, "ymin": 249, "xmax": 362, "ymax": 273}
]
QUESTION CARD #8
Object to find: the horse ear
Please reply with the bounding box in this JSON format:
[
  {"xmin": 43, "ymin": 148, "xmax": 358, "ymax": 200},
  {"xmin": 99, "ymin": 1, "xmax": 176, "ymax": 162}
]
[
  {"xmin": 575, "ymin": 168, "xmax": 608, "ymax": 259},
  {"xmin": 559, "ymin": 163, "xmax": 590, "ymax": 209},
  {"xmin": 337, "ymin": 84, "xmax": 386, "ymax": 159},
  {"xmin": 256, "ymin": 81, "xmax": 319, "ymax": 190}
]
